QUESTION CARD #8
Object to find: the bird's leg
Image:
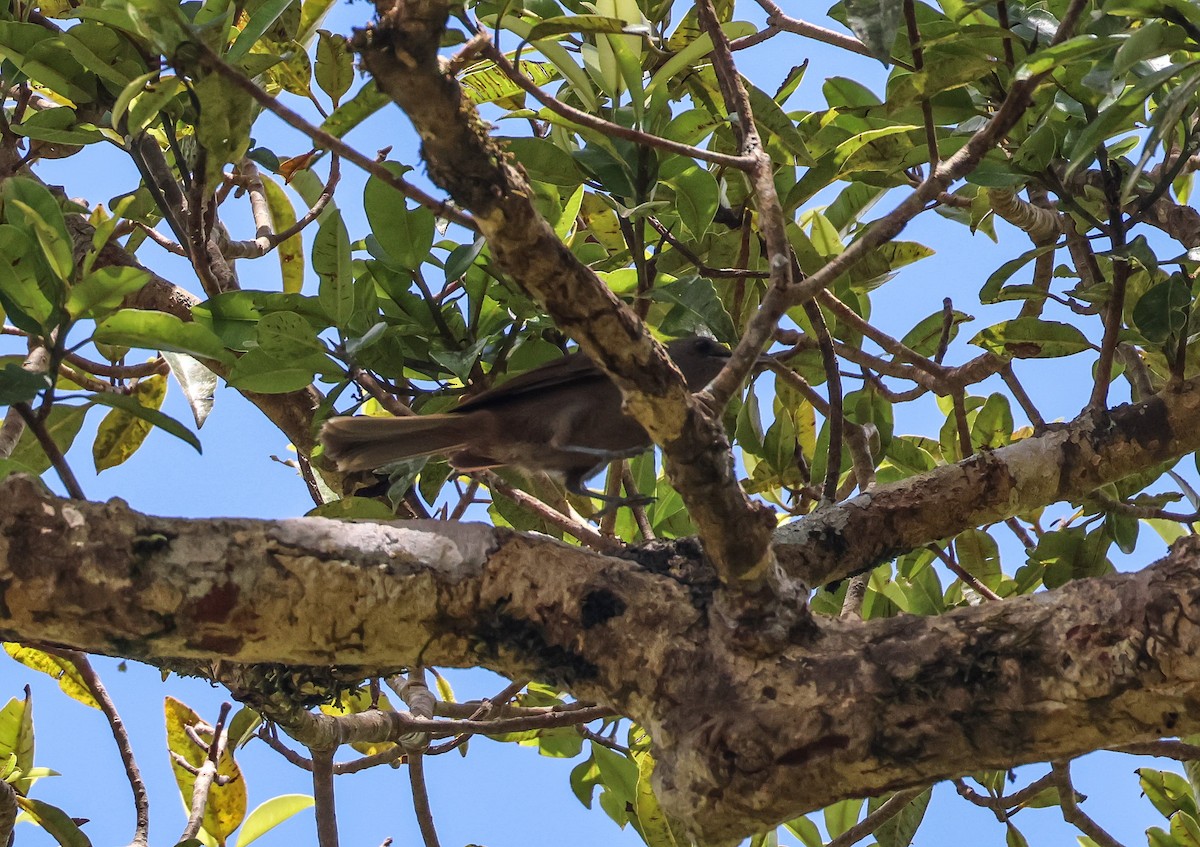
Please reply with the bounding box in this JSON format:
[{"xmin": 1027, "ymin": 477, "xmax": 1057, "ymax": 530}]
[{"xmin": 565, "ymin": 475, "xmax": 656, "ymax": 518}]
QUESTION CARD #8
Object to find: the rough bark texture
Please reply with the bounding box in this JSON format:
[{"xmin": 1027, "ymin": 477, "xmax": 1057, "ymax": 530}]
[
  {"xmin": 352, "ymin": 0, "xmax": 778, "ymax": 587},
  {"xmin": 776, "ymin": 384, "xmax": 1200, "ymax": 587},
  {"xmin": 6, "ymin": 473, "xmax": 1200, "ymax": 842}
]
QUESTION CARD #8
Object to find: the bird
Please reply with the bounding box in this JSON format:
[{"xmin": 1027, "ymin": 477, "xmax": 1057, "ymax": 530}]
[{"xmin": 319, "ymin": 336, "xmax": 732, "ymax": 500}]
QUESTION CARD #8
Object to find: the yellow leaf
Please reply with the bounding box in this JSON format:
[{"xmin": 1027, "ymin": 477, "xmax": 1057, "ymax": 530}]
[
  {"xmin": 259, "ymin": 174, "xmax": 304, "ymax": 293},
  {"xmin": 3, "ymin": 643, "xmax": 99, "ymax": 709},
  {"xmin": 164, "ymin": 697, "xmax": 247, "ymax": 844},
  {"xmin": 92, "ymin": 372, "xmax": 167, "ymax": 472}
]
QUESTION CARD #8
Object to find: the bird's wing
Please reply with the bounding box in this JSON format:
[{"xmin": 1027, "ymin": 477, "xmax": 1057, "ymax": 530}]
[{"xmin": 454, "ymin": 349, "xmax": 608, "ymax": 412}]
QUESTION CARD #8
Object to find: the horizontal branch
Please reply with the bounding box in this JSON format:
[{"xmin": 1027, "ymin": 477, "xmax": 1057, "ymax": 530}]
[
  {"xmin": 5, "ymin": 474, "xmax": 1200, "ymax": 841},
  {"xmin": 774, "ymin": 377, "xmax": 1200, "ymax": 586}
]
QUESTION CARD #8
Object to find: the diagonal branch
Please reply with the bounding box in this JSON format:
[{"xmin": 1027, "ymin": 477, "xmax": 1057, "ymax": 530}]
[
  {"xmin": 775, "ymin": 376, "xmax": 1200, "ymax": 586},
  {"xmin": 353, "ymin": 0, "xmax": 777, "ymax": 587}
]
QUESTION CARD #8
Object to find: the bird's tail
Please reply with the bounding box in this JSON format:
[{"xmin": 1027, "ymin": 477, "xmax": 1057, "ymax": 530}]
[{"xmin": 319, "ymin": 414, "xmax": 475, "ymax": 472}]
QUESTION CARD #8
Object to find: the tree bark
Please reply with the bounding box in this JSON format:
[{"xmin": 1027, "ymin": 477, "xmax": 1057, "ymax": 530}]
[{"xmin": 5, "ymin": 472, "xmax": 1200, "ymax": 842}]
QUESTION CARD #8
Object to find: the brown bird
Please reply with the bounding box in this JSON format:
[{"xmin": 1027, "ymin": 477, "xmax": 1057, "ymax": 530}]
[{"xmin": 319, "ymin": 336, "xmax": 732, "ymax": 499}]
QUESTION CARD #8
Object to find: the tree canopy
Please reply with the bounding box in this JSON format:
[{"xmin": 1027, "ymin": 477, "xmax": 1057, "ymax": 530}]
[{"xmin": 4, "ymin": 0, "xmax": 1200, "ymax": 845}]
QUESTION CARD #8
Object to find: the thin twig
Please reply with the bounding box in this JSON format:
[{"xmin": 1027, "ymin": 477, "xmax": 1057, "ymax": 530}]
[
  {"xmin": 426, "ymin": 677, "xmax": 528, "ymax": 756},
  {"xmin": 955, "ymin": 771, "xmax": 1057, "ymax": 811},
  {"xmin": 1000, "ymin": 364, "xmax": 1046, "ymax": 429},
  {"xmin": 179, "ymin": 703, "xmax": 231, "ymax": 843},
  {"xmin": 803, "ymin": 300, "xmax": 842, "ymax": 505},
  {"xmin": 695, "ymin": 0, "xmax": 795, "ymax": 410},
  {"xmin": 951, "ymin": 392, "xmax": 973, "ymax": 459},
  {"xmin": 1051, "ymin": 761, "xmax": 1128, "ymax": 847},
  {"xmin": 826, "ymin": 788, "xmax": 926, "ymax": 847},
  {"xmin": 48, "ymin": 650, "xmax": 149, "ymax": 847},
  {"xmin": 13, "ymin": 402, "xmax": 84, "ymax": 499},
  {"xmin": 577, "ymin": 724, "xmax": 630, "ymax": 755},
  {"xmin": 903, "ymin": 0, "xmax": 939, "ymax": 167},
  {"xmin": 479, "ymin": 471, "xmax": 622, "ymax": 552},
  {"xmin": 312, "ymin": 748, "xmax": 341, "ymax": 847},
  {"xmin": 192, "ymin": 41, "xmax": 473, "ymax": 229},
  {"xmin": 930, "ymin": 544, "xmax": 1002, "ymax": 601},
  {"xmin": 753, "ymin": 0, "xmax": 881, "ymax": 62},
  {"xmin": 622, "ymin": 465, "xmax": 656, "ymax": 540},
  {"xmin": 479, "ymin": 39, "xmax": 753, "ymax": 171},
  {"xmin": 408, "ymin": 753, "xmax": 442, "ymax": 847}
]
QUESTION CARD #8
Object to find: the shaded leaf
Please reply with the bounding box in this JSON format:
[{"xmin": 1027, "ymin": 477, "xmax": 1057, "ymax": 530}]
[{"xmin": 969, "ymin": 318, "xmax": 1093, "ymax": 358}]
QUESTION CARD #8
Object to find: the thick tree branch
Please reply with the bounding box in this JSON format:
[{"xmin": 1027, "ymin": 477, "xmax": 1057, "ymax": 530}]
[
  {"xmin": 7, "ymin": 474, "xmax": 1200, "ymax": 841},
  {"xmin": 775, "ymin": 378, "xmax": 1200, "ymax": 587}
]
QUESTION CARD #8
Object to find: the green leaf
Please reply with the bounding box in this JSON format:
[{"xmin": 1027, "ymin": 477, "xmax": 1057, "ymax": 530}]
[
  {"xmin": 459, "ymin": 58, "xmax": 559, "ymax": 105},
  {"xmin": 649, "ymin": 276, "xmax": 736, "ymax": 341},
  {"xmin": 843, "ymin": 0, "xmax": 903, "ymax": 62},
  {"xmin": 872, "ymin": 788, "xmax": 932, "ymax": 847},
  {"xmin": 900, "ymin": 308, "xmax": 972, "ymax": 357},
  {"xmin": 94, "ymin": 310, "xmax": 235, "ymax": 365},
  {"xmin": 320, "ymin": 83, "xmax": 389, "ymax": 139},
  {"xmin": 747, "ymin": 81, "xmax": 813, "ymax": 163},
  {"xmin": 1173, "ymin": 813, "xmax": 1200, "ymax": 847},
  {"xmin": 979, "ymin": 243, "xmax": 1058, "ymax": 303},
  {"xmin": 126, "ymin": 0, "xmax": 195, "ymax": 53},
  {"xmin": 3, "ymin": 178, "xmax": 73, "ymax": 281},
  {"xmin": 955, "ymin": 528, "xmax": 1002, "ymax": 588},
  {"xmin": 502, "ymin": 137, "xmax": 583, "ymax": 188},
  {"xmin": 1133, "ymin": 274, "xmax": 1192, "ymax": 344},
  {"xmin": 66, "ymin": 267, "xmax": 151, "ymax": 320},
  {"xmin": 1141, "ymin": 768, "xmax": 1200, "ymax": 820},
  {"xmin": 226, "ymin": 347, "xmax": 328, "ymax": 393},
  {"xmin": 92, "ymin": 373, "xmax": 168, "ymax": 471},
  {"xmin": 228, "ymin": 0, "xmax": 296, "ymax": 61},
  {"xmin": 824, "ymin": 798, "xmax": 864, "ymax": 838},
  {"xmin": 236, "ymin": 795, "xmax": 315, "ymax": 847},
  {"xmin": 0, "ymin": 690, "xmax": 35, "ymax": 795},
  {"xmin": 363, "ymin": 168, "xmax": 435, "ymax": 270},
  {"xmin": 88, "ymin": 390, "xmax": 201, "ymax": 454},
  {"xmin": 314, "ymin": 29, "xmax": 353, "ymax": 103},
  {"xmin": 782, "ymin": 816, "xmax": 823, "ymax": 847},
  {"xmin": 1064, "ymin": 63, "xmax": 1189, "ymax": 178},
  {"xmin": 258, "ymin": 174, "xmax": 305, "ymax": 294},
  {"xmin": 969, "ymin": 318, "xmax": 1093, "ymax": 359},
  {"xmin": 0, "ymin": 363, "xmax": 51, "ymax": 405},
  {"xmin": 13, "ymin": 107, "xmax": 103, "ymax": 146},
  {"xmin": 256, "ymin": 311, "xmax": 326, "ymax": 358},
  {"xmin": 314, "ymin": 212, "xmax": 354, "ymax": 327},
  {"xmin": 307, "ymin": 491, "xmax": 396, "ymax": 518},
  {"xmin": 971, "ymin": 392, "xmax": 1013, "ymax": 449},
  {"xmin": 668, "ymin": 165, "xmax": 719, "ymax": 239},
  {"xmin": 193, "ymin": 72, "xmax": 255, "ymax": 191},
  {"xmin": 8, "ymin": 404, "xmax": 88, "ymax": 473},
  {"xmin": 0, "ymin": 22, "xmax": 96, "ymax": 103},
  {"xmin": 631, "ymin": 746, "xmax": 685, "ymax": 847},
  {"xmin": 15, "ymin": 796, "xmax": 92, "ymax": 847},
  {"xmin": 527, "ymin": 14, "xmax": 641, "ymax": 40},
  {"xmin": 1016, "ymin": 34, "xmax": 1117, "ymax": 78},
  {"xmin": 0, "ymin": 226, "xmax": 59, "ymax": 334}
]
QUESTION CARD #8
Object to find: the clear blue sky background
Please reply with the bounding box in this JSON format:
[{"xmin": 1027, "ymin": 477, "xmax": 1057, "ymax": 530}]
[{"xmin": 0, "ymin": 1, "xmax": 1187, "ymax": 845}]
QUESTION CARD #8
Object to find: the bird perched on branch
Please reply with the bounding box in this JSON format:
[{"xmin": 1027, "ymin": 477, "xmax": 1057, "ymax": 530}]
[{"xmin": 319, "ymin": 335, "xmax": 732, "ymax": 500}]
